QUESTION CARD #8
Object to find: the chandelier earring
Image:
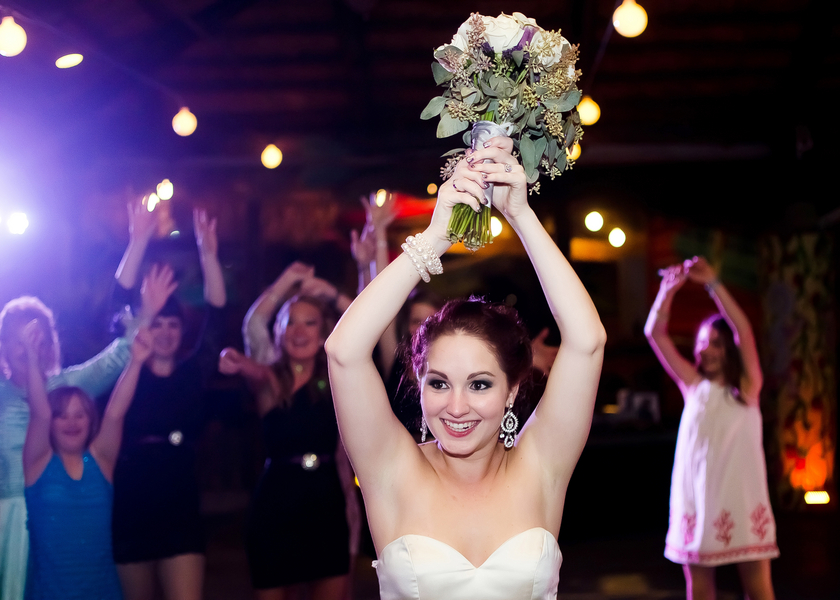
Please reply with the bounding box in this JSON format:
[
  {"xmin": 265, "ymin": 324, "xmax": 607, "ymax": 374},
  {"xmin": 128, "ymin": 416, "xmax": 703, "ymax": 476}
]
[
  {"xmin": 420, "ymin": 416, "xmax": 428, "ymax": 443},
  {"xmin": 499, "ymin": 404, "xmax": 519, "ymax": 449}
]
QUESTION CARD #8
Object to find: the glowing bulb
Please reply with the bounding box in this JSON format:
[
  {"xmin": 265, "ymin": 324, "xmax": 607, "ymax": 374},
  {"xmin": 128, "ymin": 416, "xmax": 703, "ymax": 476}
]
[
  {"xmin": 156, "ymin": 179, "xmax": 173, "ymax": 200},
  {"xmin": 427, "ymin": 183, "xmax": 438, "ymax": 195},
  {"xmin": 613, "ymin": 0, "xmax": 648, "ymax": 38},
  {"xmin": 567, "ymin": 143, "xmax": 582, "ymax": 161},
  {"xmin": 374, "ymin": 189, "xmax": 388, "ymax": 207},
  {"xmin": 146, "ymin": 193, "xmax": 160, "ymax": 212},
  {"xmin": 609, "ymin": 227, "xmax": 626, "ymax": 248},
  {"xmin": 585, "ymin": 211, "xmax": 604, "ymax": 232},
  {"xmin": 0, "ymin": 16, "xmax": 27, "ymax": 57},
  {"xmin": 7, "ymin": 212, "xmax": 28, "ymax": 234},
  {"xmin": 578, "ymin": 95, "xmax": 601, "ymax": 126},
  {"xmin": 490, "ymin": 216, "xmax": 503, "ymax": 237},
  {"xmin": 172, "ymin": 107, "xmax": 197, "ymax": 136},
  {"xmin": 804, "ymin": 491, "xmax": 830, "ymax": 505},
  {"xmin": 55, "ymin": 54, "xmax": 83, "ymax": 69},
  {"xmin": 261, "ymin": 144, "xmax": 283, "ymax": 169}
]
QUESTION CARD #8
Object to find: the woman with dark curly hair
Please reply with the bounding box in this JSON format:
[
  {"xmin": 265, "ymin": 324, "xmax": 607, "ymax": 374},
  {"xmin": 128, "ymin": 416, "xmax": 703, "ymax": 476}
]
[{"xmin": 325, "ymin": 136, "xmax": 606, "ymax": 600}]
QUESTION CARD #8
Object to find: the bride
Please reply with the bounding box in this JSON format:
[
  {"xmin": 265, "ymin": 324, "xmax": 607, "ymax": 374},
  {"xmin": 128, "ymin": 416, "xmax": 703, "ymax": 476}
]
[{"xmin": 325, "ymin": 137, "xmax": 605, "ymax": 600}]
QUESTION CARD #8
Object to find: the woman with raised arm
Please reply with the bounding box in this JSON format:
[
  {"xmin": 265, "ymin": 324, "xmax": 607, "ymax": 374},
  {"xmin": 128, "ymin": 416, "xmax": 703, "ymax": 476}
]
[
  {"xmin": 23, "ymin": 321, "xmax": 154, "ymax": 600},
  {"xmin": 325, "ymin": 137, "xmax": 606, "ymax": 600},
  {"xmin": 221, "ymin": 277, "xmax": 358, "ymax": 600},
  {"xmin": 110, "ymin": 208, "xmax": 227, "ymax": 600},
  {"xmin": 645, "ymin": 257, "xmax": 778, "ymax": 600}
]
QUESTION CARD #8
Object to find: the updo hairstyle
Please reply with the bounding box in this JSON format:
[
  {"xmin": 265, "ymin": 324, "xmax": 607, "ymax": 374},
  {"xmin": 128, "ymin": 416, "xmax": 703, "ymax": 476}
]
[{"xmin": 410, "ymin": 297, "xmax": 533, "ymax": 397}]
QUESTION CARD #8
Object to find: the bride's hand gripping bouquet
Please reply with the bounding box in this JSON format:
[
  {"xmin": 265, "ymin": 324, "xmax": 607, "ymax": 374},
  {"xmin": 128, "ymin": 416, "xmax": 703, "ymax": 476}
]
[{"xmin": 421, "ymin": 12, "xmax": 584, "ymax": 250}]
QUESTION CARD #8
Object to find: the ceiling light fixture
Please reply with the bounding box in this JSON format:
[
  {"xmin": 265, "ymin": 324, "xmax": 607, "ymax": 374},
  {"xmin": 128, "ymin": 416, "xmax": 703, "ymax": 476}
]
[
  {"xmin": 613, "ymin": 0, "xmax": 648, "ymax": 38},
  {"xmin": 0, "ymin": 16, "xmax": 27, "ymax": 57}
]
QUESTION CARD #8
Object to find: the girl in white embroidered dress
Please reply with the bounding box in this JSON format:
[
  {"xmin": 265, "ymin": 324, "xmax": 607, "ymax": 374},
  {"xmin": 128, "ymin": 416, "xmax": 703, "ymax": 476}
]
[
  {"xmin": 326, "ymin": 137, "xmax": 605, "ymax": 600},
  {"xmin": 645, "ymin": 257, "xmax": 778, "ymax": 600}
]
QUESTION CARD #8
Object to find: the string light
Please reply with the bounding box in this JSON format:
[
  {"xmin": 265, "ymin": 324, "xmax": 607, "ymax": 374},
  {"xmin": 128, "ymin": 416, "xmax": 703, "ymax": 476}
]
[
  {"xmin": 55, "ymin": 53, "xmax": 83, "ymax": 68},
  {"xmin": 374, "ymin": 189, "xmax": 388, "ymax": 207},
  {"xmin": 608, "ymin": 227, "xmax": 626, "ymax": 247},
  {"xmin": 585, "ymin": 211, "xmax": 604, "ymax": 232},
  {"xmin": 146, "ymin": 193, "xmax": 160, "ymax": 212},
  {"xmin": 261, "ymin": 144, "xmax": 283, "ymax": 169},
  {"xmin": 613, "ymin": 0, "xmax": 648, "ymax": 38},
  {"xmin": 578, "ymin": 96, "xmax": 601, "ymax": 126},
  {"xmin": 156, "ymin": 179, "xmax": 173, "ymax": 200},
  {"xmin": 0, "ymin": 16, "xmax": 27, "ymax": 57},
  {"xmin": 490, "ymin": 216, "xmax": 503, "ymax": 237},
  {"xmin": 172, "ymin": 107, "xmax": 197, "ymax": 136}
]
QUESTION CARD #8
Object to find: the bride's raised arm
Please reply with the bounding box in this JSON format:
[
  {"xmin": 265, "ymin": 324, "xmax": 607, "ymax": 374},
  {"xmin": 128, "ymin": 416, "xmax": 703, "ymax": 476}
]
[
  {"xmin": 325, "ymin": 172, "xmax": 483, "ymax": 486},
  {"xmin": 467, "ymin": 137, "xmax": 606, "ymax": 486}
]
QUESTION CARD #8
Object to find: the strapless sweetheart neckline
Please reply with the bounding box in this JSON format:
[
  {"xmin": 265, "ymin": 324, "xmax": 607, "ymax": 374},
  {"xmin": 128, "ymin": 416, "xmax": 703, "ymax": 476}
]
[{"xmin": 378, "ymin": 527, "xmax": 559, "ymax": 569}]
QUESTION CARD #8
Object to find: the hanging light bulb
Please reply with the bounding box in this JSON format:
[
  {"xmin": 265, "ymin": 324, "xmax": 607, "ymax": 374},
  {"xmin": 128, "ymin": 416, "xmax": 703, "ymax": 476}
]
[
  {"xmin": 426, "ymin": 183, "xmax": 438, "ymax": 195},
  {"xmin": 567, "ymin": 143, "xmax": 582, "ymax": 161},
  {"xmin": 172, "ymin": 107, "xmax": 197, "ymax": 136},
  {"xmin": 261, "ymin": 144, "xmax": 283, "ymax": 169},
  {"xmin": 585, "ymin": 211, "xmax": 604, "ymax": 232},
  {"xmin": 578, "ymin": 96, "xmax": 601, "ymax": 126},
  {"xmin": 490, "ymin": 216, "xmax": 503, "ymax": 238},
  {"xmin": 613, "ymin": 0, "xmax": 648, "ymax": 38},
  {"xmin": 55, "ymin": 53, "xmax": 83, "ymax": 69},
  {"xmin": 0, "ymin": 16, "xmax": 27, "ymax": 57},
  {"xmin": 156, "ymin": 179, "xmax": 174, "ymax": 200},
  {"xmin": 609, "ymin": 227, "xmax": 626, "ymax": 248}
]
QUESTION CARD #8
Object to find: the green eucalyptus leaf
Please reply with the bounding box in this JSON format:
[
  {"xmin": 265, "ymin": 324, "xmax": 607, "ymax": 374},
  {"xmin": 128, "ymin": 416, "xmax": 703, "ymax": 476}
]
[
  {"xmin": 511, "ymin": 51, "xmax": 525, "ymax": 67},
  {"xmin": 433, "ymin": 45, "xmax": 463, "ymax": 60},
  {"xmin": 563, "ymin": 118, "xmax": 577, "ymax": 147},
  {"xmin": 437, "ymin": 111, "xmax": 469, "ymax": 138},
  {"xmin": 462, "ymin": 87, "xmax": 479, "ymax": 105},
  {"xmin": 432, "ymin": 62, "xmax": 454, "ymax": 85},
  {"xmin": 520, "ymin": 136, "xmax": 537, "ymax": 179},
  {"xmin": 555, "ymin": 152, "xmax": 568, "ymax": 172},
  {"xmin": 480, "ymin": 79, "xmax": 498, "ymax": 98},
  {"xmin": 534, "ymin": 136, "xmax": 547, "ymax": 168},
  {"xmin": 547, "ymin": 138, "xmax": 558, "ymax": 164},
  {"xmin": 549, "ymin": 89, "xmax": 581, "ymax": 112},
  {"xmin": 535, "ymin": 85, "xmax": 548, "ymax": 97},
  {"xmin": 420, "ymin": 96, "xmax": 447, "ymax": 120},
  {"xmin": 526, "ymin": 167, "xmax": 540, "ymax": 184}
]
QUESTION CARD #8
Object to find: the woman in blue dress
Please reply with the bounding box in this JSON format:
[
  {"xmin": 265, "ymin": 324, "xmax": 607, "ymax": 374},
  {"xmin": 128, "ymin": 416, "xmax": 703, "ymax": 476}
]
[{"xmin": 22, "ymin": 267, "xmax": 176, "ymax": 599}]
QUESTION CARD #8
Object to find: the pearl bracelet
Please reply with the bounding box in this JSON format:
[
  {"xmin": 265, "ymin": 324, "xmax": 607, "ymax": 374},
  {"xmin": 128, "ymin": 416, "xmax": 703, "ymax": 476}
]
[{"xmin": 402, "ymin": 232, "xmax": 443, "ymax": 283}]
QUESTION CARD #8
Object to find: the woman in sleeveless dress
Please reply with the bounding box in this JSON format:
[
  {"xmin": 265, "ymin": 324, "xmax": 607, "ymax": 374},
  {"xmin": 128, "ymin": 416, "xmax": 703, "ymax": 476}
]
[
  {"xmin": 21, "ymin": 265, "xmax": 174, "ymax": 599},
  {"xmin": 325, "ymin": 137, "xmax": 606, "ymax": 600},
  {"xmin": 221, "ymin": 275, "xmax": 358, "ymax": 600},
  {"xmin": 645, "ymin": 256, "xmax": 778, "ymax": 600}
]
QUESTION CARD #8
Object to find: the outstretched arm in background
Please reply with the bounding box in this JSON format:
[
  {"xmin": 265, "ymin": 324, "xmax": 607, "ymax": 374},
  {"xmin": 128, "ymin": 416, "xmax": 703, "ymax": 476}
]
[
  {"xmin": 194, "ymin": 208, "xmax": 226, "ymax": 308},
  {"xmin": 644, "ymin": 262, "xmax": 700, "ymax": 392},
  {"xmin": 686, "ymin": 256, "xmax": 763, "ymax": 402},
  {"xmin": 22, "ymin": 322, "xmax": 53, "ymax": 486},
  {"xmin": 115, "ymin": 197, "xmax": 157, "ymax": 291}
]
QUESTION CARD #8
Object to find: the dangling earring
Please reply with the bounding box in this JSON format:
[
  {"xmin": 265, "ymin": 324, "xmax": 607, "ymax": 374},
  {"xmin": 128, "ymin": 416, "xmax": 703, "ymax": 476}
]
[
  {"xmin": 499, "ymin": 405, "xmax": 518, "ymax": 449},
  {"xmin": 420, "ymin": 417, "xmax": 428, "ymax": 443}
]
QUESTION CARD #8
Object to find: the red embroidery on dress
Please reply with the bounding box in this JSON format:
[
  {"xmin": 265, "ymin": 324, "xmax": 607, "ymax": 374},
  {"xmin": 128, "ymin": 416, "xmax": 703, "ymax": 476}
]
[
  {"xmin": 681, "ymin": 513, "xmax": 697, "ymax": 546},
  {"xmin": 750, "ymin": 504, "xmax": 771, "ymax": 541},
  {"xmin": 713, "ymin": 510, "xmax": 734, "ymax": 546}
]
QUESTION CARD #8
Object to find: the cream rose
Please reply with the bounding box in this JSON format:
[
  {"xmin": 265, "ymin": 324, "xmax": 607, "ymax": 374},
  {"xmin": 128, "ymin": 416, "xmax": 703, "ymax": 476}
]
[{"xmin": 482, "ymin": 14, "xmax": 525, "ymax": 53}]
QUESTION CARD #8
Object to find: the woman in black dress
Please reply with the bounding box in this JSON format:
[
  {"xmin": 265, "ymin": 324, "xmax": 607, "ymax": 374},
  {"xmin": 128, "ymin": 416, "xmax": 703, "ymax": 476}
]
[
  {"xmin": 111, "ymin": 204, "xmax": 226, "ymax": 600},
  {"xmin": 220, "ymin": 275, "xmax": 357, "ymax": 600}
]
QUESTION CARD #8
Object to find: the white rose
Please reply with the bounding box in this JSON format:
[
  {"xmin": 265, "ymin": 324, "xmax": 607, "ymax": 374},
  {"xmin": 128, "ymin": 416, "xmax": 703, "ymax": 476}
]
[
  {"xmin": 531, "ymin": 31, "xmax": 572, "ymax": 68},
  {"xmin": 434, "ymin": 19, "xmax": 472, "ymax": 72},
  {"xmin": 510, "ymin": 12, "xmax": 538, "ymax": 28},
  {"xmin": 482, "ymin": 14, "xmax": 525, "ymax": 53}
]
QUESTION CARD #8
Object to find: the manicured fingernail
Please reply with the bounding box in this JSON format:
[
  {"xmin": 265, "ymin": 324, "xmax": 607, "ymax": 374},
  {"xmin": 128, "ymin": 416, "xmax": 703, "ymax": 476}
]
[
  {"xmin": 482, "ymin": 173, "xmax": 487, "ymax": 179},
  {"xmin": 482, "ymin": 182, "xmax": 489, "ymax": 189},
  {"xmin": 466, "ymin": 157, "xmax": 474, "ymax": 164},
  {"xmin": 483, "ymin": 141, "xmax": 491, "ymax": 148}
]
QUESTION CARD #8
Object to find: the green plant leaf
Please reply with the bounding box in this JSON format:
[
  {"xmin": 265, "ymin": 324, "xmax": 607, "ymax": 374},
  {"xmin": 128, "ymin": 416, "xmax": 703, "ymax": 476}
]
[
  {"xmin": 433, "ymin": 45, "xmax": 462, "ymax": 60},
  {"xmin": 437, "ymin": 111, "xmax": 469, "ymax": 138},
  {"xmin": 520, "ymin": 135, "xmax": 537, "ymax": 179},
  {"xmin": 555, "ymin": 152, "xmax": 568, "ymax": 172},
  {"xmin": 546, "ymin": 89, "xmax": 581, "ymax": 112},
  {"xmin": 547, "ymin": 138, "xmax": 558, "ymax": 164},
  {"xmin": 432, "ymin": 62, "xmax": 454, "ymax": 85},
  {"xmin": 511, "ymin": 51, "xmax": 525, "ymax": 67},
  {"xmin": 420, "ymin": 96, "xmax": 447, "ymax": 120},
  {"xmin": 480, "ymin": 79, "xmax": 499, "ymax": 98},
  {"xmin": 461, "ymin": 87, "xmax": 479, "ymax": 105},
  {"xmin": 563, "ymin": 118, "xmax": 577, "ymax": 147},
  {"xmin": 534, "ymin": 136, "xmax": 547, "ymax": 170}
]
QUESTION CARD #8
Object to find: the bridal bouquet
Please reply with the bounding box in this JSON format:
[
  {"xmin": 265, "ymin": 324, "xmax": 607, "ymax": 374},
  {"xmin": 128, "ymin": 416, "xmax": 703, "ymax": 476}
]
[{"xmin": 421, "ymin": 12, "xmax": 583, "ymax": 250}]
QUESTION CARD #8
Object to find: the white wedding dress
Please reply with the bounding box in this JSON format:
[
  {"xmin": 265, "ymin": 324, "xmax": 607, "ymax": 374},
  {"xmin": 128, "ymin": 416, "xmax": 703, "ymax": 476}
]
[{"xmin": 374, "ymin": 527, "xmax": 561, "ymax": 600}]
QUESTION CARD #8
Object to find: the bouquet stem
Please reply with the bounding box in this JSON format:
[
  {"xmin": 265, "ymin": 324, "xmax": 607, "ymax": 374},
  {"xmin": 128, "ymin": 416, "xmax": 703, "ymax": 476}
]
[{"xmin": 446, "ymin": 120, "xmax": 510, "ymax": 251}]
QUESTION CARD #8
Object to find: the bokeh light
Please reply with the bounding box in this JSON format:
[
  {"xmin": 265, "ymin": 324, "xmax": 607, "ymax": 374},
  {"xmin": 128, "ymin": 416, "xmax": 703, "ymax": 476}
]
[
  {"xmin": 585, "ymin": 211, "xmax": 604, "ymax": 232},
  {"xmin": 156, "ymin": 179, "xmax": 174, "ymax": 200},
  {"xmin": 490, "ymin": 216, "xmax": 503, "ymax": 237},
  {"xmin": 608, "ymin": 227, "xmax": 626, "ymax": 247},
  {"xmin": 804, "ymin": 491, "xmax": 830, "ymax": 505},
  {"xmin": 55, "ymin": 54, "xmax": 83, "ymax": 69},
  {"xmin": 172, "ymin": 107, "xmax": 197, "ymax": 136},
  {"xmin": 427, "ymin": 183, "xmax": 438, "ymax": 195},
  {"xmin": 261, "ymin": 144, "xmax": 283, "ymax": 169},
  {"xmin": 7, "ymin": 212, "xmax": 29, "ymax": 234},
  {"xmin": 146, "ymin": 193, "xmax": 160, "ymax": 212},
  {"xmin": 613, "ymin": 0, "xmax": 648, "ymax": 38},
  {"xmin": 0, "ymin": 16, "xmax": 27, "ymax": 57},
  {"xmin": 568, "ymin": 144, "xmax": 582, "ymax": 161},
  {"xmin": 578, "ymin": 96, "xmax": 601, "ymax": 126},
  {"xmin": 375, "ymin": 189, "xmax": 388, "ymax": 207}
]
